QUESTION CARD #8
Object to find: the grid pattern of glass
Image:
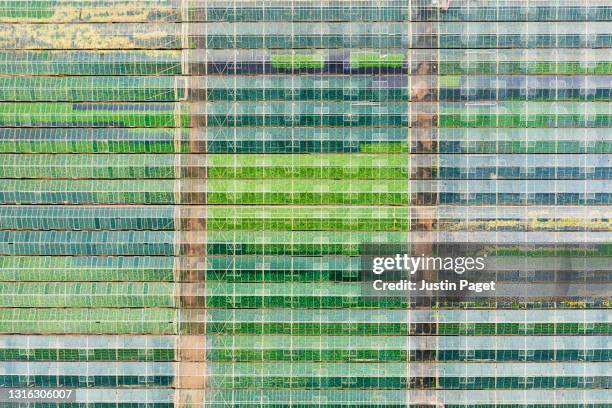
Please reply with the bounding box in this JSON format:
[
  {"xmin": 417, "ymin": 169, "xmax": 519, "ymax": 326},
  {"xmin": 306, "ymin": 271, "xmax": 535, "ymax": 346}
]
[
  {"xmin": 0, "ymin": 0, "xmax": 610, "ymax": 407},
  {"xmin": 198, "ymin": 1, "xmax": 611, "ymax": 407},
  {"xmin": 0, "ymin": 1, "xmax": 184, "ymax": 407}
]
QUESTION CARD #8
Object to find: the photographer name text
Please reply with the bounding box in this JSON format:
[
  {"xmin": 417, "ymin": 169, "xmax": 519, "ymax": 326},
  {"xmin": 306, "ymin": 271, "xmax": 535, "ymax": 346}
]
[{"xmin": 372, "ymin": 279, "xmax": 496, "ymax": 293}]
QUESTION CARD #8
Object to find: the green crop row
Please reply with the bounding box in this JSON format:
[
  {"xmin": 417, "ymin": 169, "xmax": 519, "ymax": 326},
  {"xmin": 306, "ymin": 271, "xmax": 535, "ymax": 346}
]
[
  {"xmin": 207, "ymin": 89, "xmax": 407, "ymax": 101},
  {"xmin": 0, "ymin": 309, "xmax": 176, "ymax": 334},
  {"xmin": 208, "ymin": 348, "xmax": 610, "ymax": 362},
  {"xmin": 208, "ymin": 218, "xmax": 408, "ymax": 231},
  {"xmin": 0, "ymin": 166, "xmax": 175, "ymax": 179},
  {"xmin": 0, "ymin": 1, "xmax": 54, "ymax": 18},
  {"xmin": 271, "ymin": 54, "xmax": 325, "ymax": 69},
  {"xmin": 440, "ymin": 114, "xmax": 612, "ymax": 128},
  {"xmin": 206, "ymin": 322, "xmax": 611, "ymax": 335},
  {"xmin": 209, "ymin": 375, "xmax": 605, "ymax": 389},
  {"xmin": 0, "ymin": 103, "xmax": 189, "ymax": 127},
  {"xmin": 0, "ymin": 348, "xmax": 174, "ymax": 361},
  {"xmin": 205, "ymin": 295, "xmax": 609, "ymax": 309},
  {"xmin": 0, "ymin": 62, "xmax": 182, "ymax": 75},
  {"xmin": 207, "ymin": 193, "xmax": 408, "ymax": 205},
  {"xmin": 208, "ymin": 167, "xmax": 407, "ymax": 179},
  {"xmin": 440, "ymin": 61, "xmax": 612, "ymax": 75},
  {"xmin": 350, "ymin": 53, "xmax": 405, "ymax": 68},
  {"xmin": 207, "ymin": 243, "xmax": 387, "ymax": 256},
  {"xmin": 0, "ymin": 140, "xmax": 183, "ymax": 153}
]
